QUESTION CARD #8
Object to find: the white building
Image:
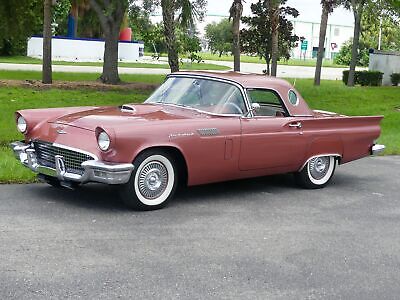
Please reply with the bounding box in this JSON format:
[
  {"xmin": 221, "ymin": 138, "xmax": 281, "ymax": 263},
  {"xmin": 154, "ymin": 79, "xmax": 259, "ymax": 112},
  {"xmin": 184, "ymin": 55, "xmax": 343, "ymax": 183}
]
[
  {"xmin": 27, "ymin": 36, "xmax": 144, "ymax": 62},
  {"xmin": 290, "ymin": 19, "xmax": 354, "ymax": 60}
]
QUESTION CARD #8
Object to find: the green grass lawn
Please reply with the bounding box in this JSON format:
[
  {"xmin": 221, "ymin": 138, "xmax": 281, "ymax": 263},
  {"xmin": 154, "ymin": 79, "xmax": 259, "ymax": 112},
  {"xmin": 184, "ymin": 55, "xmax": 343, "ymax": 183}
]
[
  {"xmin": 0, "ymin": 56, "xmax": 229, "ymax": 71},
  {"xmin": 0, "ymin": 76, "xmax": 398, "ymax": 183},
  {"xmin": 0, "ymin": 70, "xmax": 166, "ymax": 84},
  {"xmin": 146, "ymin": 52, "xmax": 347, "ymax": 68}
]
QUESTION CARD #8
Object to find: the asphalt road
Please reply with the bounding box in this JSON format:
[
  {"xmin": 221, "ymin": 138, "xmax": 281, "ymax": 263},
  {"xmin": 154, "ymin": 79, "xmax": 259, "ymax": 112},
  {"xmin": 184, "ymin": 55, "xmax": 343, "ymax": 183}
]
[
  {"xmin": 1, "ymin": 156, "xmax": 400, "ymax": 299},
  {"xmin": 0, "ymin": 60, "xmax": 359, "ymax": 80}
]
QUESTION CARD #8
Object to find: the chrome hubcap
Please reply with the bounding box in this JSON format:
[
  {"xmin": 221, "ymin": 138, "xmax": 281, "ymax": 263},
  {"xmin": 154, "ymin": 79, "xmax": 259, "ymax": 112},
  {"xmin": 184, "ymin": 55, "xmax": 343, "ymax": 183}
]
[
  {"xmin": 309, "ymin": 156, "xmax": 330, "ymax": 180},
  {"xmin": 138, "ymin": 161, "xmax": 168, "ymax": 200}
]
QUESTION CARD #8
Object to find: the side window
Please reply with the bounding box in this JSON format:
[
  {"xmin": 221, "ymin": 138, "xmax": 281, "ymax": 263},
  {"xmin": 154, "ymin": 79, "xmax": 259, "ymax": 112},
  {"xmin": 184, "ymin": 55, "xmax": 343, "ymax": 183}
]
[{"xmin": 247, "ymin": 89, "xmax": 287, "ymax": 117}]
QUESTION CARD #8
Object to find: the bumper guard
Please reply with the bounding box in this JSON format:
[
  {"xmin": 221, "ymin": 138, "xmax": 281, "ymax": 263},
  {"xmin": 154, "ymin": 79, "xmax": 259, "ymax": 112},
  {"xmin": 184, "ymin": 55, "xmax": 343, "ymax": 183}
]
[
  {"xmin": 10, "ymin": 141, "xmax": 134, "ymax": 185},
  {"xmin": 371, "ymin": 144, "xmax": 385, "ymax": 155}
]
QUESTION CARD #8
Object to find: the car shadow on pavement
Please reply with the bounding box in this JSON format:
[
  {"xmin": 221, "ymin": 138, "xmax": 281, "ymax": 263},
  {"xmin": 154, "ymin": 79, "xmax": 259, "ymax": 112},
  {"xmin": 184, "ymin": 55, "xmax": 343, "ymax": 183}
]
[{"xmin": 30, "ymin": 172, "xmax": 353, "ymax": 211}]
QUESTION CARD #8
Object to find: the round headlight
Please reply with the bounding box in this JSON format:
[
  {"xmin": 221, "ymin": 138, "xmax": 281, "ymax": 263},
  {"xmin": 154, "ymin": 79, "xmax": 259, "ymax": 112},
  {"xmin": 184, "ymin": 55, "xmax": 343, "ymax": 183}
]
[
  {"xmin": 97, "ymin": 131, "xmax": 111, "ymax": 151},
  {"xmin": 17, "ymin": 116, "xmax": 27, "ymax": 133}
]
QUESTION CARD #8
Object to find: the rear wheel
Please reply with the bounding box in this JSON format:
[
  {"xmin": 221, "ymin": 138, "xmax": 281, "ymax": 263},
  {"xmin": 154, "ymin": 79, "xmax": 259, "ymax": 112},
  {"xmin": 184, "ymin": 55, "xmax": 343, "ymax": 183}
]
[
  {"xmin": 119, "ymin": 150, "xmax": 178, "ymax": 210},
  {"xmin": 294, "ymin": 156, "xmax": 336, "ymax": 189}
]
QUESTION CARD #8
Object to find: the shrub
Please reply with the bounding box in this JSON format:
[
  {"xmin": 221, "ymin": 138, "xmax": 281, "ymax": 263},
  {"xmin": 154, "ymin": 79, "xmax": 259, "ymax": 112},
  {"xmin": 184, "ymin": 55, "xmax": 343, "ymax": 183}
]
[
  {"xmin": 357, "ymin": 71, "xmax": 383, "ymax": 86},
  {"xmin": 391, "ymin": 73, "xmax": 400, "ymax": 86},
  {"xmin": 342, "ymin": 70, "xmax": 383, "ymax": 86},
  {"xmin": 334, "ymin": 39, "xmax": 370, "ymax": 67},
  {"xmin": 342, "ymin": 70, "xmax": 359, "ymax": 85}
]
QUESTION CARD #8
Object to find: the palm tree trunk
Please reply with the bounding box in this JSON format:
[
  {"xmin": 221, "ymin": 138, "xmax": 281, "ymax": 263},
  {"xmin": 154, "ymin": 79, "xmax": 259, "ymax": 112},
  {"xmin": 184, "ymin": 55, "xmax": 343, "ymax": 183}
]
[
  {"xmin": 270, "ymin": 4, "xmax": 279, "ymax": 77},
  {"xmin": 232, "ymin": 21, "xmax": 240, "ymax": 71},
  {"xmin": 230, "ymin": 0, "xmax": 243, "ymax": 72},
  {"xmin": 347, "ymin": 11, "xmax": 361, "ymax": 87},
  {"xmin": 161, "ymin": 0, "xmax": 179, "ymax": 73},
  {"xmin": 314, "ymin": 3, "xmax": 329, "ymax": 86},
  {"xmin": 42, "ymin": 0, "xmax": 52, "ymax": 84}
]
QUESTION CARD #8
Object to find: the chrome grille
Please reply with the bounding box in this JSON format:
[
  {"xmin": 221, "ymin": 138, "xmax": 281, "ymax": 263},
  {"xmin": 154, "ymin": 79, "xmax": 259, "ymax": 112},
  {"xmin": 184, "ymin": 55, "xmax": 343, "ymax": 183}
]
[{"xmin": 33, "ymin": 141, "xmax": 95, "ymax": 175}]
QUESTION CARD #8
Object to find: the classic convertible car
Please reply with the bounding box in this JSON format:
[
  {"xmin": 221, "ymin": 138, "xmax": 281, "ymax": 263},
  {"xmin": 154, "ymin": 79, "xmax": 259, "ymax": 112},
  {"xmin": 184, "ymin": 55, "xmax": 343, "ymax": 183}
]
[{"xmin": 11, "ymin": 71, "xmax": 385, "ymax": 210}]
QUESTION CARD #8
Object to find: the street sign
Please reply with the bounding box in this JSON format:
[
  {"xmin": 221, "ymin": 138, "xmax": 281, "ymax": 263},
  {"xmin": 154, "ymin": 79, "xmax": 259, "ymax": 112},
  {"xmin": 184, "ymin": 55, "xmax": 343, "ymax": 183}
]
[{"xmin": 301, "ymin": 40, "xmax": 308, "ymax": 51}]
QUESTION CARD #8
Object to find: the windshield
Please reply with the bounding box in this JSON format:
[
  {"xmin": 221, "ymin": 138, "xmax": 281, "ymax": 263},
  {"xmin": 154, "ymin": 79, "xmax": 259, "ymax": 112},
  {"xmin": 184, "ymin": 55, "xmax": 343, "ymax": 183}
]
[{"xmin": 145, "ymin": 77, "xmax": 247, "ymax": 115}]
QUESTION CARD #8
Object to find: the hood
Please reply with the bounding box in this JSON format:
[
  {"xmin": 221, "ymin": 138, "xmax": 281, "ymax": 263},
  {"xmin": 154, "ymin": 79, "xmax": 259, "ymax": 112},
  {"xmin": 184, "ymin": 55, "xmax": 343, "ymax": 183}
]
[{"xmin": 48, "ymin": 104, "xmax": 202, "ymax": 131}]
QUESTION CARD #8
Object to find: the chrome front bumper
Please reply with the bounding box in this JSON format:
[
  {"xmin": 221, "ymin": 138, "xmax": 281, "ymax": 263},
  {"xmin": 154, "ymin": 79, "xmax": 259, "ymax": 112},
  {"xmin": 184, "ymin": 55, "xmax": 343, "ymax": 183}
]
[
  {"xmin": 10, "ymin": 141, "xmax": 134, "ymax": 185},
  {"xmin": 371, "ymin": 144, "xmax": 385, "ymax": 155}
]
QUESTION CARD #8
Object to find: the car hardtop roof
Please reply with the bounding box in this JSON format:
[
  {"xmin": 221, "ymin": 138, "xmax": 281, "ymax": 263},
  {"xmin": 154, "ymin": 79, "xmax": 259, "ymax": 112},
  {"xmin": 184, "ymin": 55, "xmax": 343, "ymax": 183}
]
[{"xmin": 171, "ymin": 71, "xmax": 295, "ymax": 91}]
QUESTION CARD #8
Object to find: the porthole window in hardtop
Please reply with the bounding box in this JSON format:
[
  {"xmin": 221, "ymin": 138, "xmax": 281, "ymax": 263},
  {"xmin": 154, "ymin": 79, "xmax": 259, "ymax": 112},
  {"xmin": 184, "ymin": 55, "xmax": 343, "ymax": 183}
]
[
  {"xmin": 247, "ymin": 89, "xmax": 287, "ymax": 117},
  {"xmin": 288, "ymin": 90, "xmax": 299, "ymax": 106}
]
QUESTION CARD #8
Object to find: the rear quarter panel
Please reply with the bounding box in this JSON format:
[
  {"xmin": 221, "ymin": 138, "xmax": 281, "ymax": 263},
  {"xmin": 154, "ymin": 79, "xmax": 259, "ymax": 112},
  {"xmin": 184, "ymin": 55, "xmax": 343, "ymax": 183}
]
[{"xmin": 300, "ymin": 115, "xmax": 383, "ymax": 165}]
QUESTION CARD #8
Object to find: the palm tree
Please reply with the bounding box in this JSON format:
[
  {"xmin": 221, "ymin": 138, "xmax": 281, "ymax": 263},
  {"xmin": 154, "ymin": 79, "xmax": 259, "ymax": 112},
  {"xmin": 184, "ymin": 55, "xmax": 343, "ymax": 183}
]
[
  {"xmin": 161, "ymin": 0, "xmax": 204, "ymax": 73},
  {"xmin": 314, "ymin": 0, "xmax": 337, "ymax": 86},
  {"xmin": 43, "ymin": 0, "xmax": 53, "ymax": 84},
  {"xmin": 229, "ymin": 0, "xmax": 243, "ymax": 72},
  {"xmin": 347, "ymin": 0, "xmax": 367, "ymax": 86},
  {"xmin": 161, "ymin": 0, "xmax": 179, "ymax": 72},
  {"xmin": 269, "ymin": 0, "xmax": 280, "ymax": 77}
]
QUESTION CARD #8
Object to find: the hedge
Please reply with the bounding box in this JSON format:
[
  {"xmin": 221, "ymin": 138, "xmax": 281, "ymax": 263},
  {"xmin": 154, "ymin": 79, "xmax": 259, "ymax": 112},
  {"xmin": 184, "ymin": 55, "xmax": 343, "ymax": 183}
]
[
  {"xmin": 342, "ymin": 70, "xmax": 383, "ymax": 86},
  {"xmin": 391, "ymin": 73, "xmax": 400, "ymax": 86}
]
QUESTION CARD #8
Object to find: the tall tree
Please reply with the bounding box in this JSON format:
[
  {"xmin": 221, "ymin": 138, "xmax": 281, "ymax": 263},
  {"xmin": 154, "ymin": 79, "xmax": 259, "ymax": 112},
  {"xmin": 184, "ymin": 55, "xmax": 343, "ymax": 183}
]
[
  {"xmin": 229, "ymin": 0, "xmax": 243, "ymax": 72},
  {"xmin": 269, "ymin": 0, "xmax": 280, "ymax": 77},
  {"xmin": 43, "ymin": 0, "xmax": 53, "ymax": 84},
  {"xmin": 346, "ymin": 0, "xmax": 367, "ymax": 86},
  {"xmin": 144, "ymin": 0, "xmax": 206, "ymax": 73},
  {"xmin": 89, "ymin": 0, "xmax": 128, "ymax": 84},
  {"xmin": 205, "ymin": 19, "xmax": 233, "ymax": 57},
  {"xmin": 314, "ymin": 0, "xmax": 337, "ymax": 86},
  {"xmin": 161, "ymin": 0, "xmax": 179, "ymax": 72},
  {"xmin": 0, "ymin": 0, "xmax": 42, "ymax": 55},
  {"xmin": 241, "ymin": 0, "xmax": 299, "ymax": 75}
]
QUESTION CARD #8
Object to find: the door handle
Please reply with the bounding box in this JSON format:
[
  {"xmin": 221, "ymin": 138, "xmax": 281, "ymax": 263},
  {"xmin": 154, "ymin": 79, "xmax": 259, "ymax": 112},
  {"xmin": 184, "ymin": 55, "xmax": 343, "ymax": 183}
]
[{"xmin": 289, "ymin": 122, "xmax": 302, "ymax": 129}]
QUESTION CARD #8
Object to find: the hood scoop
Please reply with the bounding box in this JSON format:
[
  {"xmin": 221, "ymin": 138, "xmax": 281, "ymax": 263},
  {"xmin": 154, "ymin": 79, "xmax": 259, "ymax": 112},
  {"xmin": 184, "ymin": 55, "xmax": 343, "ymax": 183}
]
[{"xmin": 121, "ymin": 104, "xmax": 137, "ymax": 113}]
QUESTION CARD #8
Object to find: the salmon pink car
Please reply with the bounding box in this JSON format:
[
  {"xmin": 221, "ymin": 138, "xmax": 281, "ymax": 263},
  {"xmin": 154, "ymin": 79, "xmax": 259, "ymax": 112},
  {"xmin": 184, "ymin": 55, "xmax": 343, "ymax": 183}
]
[{"xmin": 11, "ymin": 71, "xmax": 385, "ymax": 210}]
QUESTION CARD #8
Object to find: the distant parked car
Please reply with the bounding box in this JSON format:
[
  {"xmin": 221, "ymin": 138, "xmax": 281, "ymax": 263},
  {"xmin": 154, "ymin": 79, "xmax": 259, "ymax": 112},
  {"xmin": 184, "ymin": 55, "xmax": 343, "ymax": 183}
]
[{"xmin": 11, "ymin": 71, "xmax": 385, "ymax": 210}]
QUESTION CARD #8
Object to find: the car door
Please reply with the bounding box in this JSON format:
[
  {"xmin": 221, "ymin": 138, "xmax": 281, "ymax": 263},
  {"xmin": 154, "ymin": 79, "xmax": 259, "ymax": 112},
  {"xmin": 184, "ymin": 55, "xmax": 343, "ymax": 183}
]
[{"xmin": 239, "ymin": 89, "xmax": 307, "ymax": 171}]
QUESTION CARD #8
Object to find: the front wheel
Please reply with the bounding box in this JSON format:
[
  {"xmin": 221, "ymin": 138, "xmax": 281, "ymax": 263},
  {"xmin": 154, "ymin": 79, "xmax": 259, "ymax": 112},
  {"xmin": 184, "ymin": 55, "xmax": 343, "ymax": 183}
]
[
  {"xmin": 119, "ymin": 150, "xmax": 178, "ymax": 210},
  {"xmin": 294, "ymin": 156, "xmax": 337, "ymax": 189}
]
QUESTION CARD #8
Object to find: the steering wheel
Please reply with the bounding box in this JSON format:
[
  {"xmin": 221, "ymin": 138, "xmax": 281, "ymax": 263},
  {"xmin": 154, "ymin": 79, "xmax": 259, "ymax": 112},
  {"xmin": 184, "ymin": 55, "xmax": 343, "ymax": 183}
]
[{"xmin": 221, "ymin": 102, "xmax": 243, "ymax": 115}]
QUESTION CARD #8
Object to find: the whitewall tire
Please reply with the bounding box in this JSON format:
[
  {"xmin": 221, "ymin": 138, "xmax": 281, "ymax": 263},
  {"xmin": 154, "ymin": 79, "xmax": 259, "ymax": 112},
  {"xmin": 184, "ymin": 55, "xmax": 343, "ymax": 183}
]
[
  {"xmin": 119, "ymin": 150, "xmax": 178, "ymax": 210},
  {"xmin": 295, "ymin": 156, "xmax": 336, "ymax": 189}
]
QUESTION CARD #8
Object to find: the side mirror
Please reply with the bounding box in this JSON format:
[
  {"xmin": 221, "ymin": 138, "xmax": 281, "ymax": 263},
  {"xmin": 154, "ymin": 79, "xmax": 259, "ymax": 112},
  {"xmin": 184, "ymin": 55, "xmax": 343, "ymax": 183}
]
[{"xmin": 244, "ymin": 103, "xmax": 260, "ymax": 117}]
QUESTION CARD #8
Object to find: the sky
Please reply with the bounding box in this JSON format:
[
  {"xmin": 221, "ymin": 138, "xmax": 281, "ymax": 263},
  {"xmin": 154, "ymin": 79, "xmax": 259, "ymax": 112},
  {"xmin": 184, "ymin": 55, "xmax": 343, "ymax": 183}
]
[{"xmin": 207, "ymin": 0, "xmax": 354, "ymax": 26}]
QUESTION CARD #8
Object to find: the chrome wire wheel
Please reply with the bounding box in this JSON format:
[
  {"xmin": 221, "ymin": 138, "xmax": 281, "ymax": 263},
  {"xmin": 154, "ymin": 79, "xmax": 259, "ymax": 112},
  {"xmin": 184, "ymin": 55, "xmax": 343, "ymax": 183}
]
[
  {"xmin": 138, "ymin": 161, "xmax": 168, "ymax": 200},
  {"xmin": 308, "ymin": 156, "xmax": 330, "ymax": 180},
  {"xmin": 306, "ymin": 156, "xmax": 336, "ymax": 185},
  {"xmin": 134, "ymin": 154, "xmax": 175, "ymax": 206}
]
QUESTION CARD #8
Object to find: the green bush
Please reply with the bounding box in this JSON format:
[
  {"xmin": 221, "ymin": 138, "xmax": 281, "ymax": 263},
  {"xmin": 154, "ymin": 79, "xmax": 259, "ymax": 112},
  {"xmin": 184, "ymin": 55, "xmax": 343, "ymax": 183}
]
[
  {"xmin": 334, "ymin": 39, "xmax": 370, "ymax": 67},
  {"xmin": 357, "ymin": 71, "xmax": 383, "ymax": 86},
  {"xmin": 391, "ymin": 73, "xmax": 400, "ymax": 86},
  {"xmin": 342, "ymin": 70, "xmax": 383, "ymax": 86}
]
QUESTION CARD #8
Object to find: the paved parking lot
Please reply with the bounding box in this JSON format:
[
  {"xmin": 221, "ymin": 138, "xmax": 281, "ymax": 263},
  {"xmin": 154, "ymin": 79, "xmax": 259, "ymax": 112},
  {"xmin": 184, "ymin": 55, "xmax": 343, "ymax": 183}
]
[{"xmin": 1, "ymin": 156, "xmax": 399, "ymax": 299}]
